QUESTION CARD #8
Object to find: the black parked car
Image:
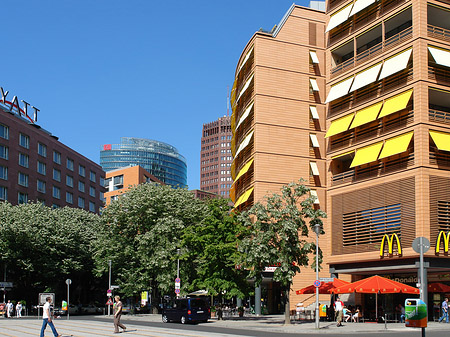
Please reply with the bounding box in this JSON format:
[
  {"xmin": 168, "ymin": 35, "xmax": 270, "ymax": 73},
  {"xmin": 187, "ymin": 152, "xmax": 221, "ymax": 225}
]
[{"xmin": 162, "ymin": 297, "xmax": 210, "ymax": 324}]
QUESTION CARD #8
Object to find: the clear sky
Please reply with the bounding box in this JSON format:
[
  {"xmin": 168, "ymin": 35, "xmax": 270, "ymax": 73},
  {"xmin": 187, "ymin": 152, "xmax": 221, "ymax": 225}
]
[{"xmin": 2, "ymin": 0, "xmax": 309, "ymax": 189}]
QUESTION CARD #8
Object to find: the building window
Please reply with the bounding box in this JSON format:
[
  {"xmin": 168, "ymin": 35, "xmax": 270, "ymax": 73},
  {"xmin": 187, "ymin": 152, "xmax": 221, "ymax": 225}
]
[
  {"xmin": 18, "ymin": 172, "xmax": 28, "ymax": 187},
  {"xmin": 53, "ymin": 168, "xmax": 61, "ymax": 182},
  {"xmin": 90, "ymin": 171, "xmax": 96, "ymax": 182},
  {"xmin": 19, "ymin": 133, "xmax": 30, "ymax": 149},
  {"xmin": 37, "ymin": 161, "xmax": 46, "ymax": 175},
  {"xmin": 78, "ymin": 196, "xmax": 85, "ymax": 208},
  {"xmin": 67, "ymin": 158, "xmax": 74, "ymax": 171},
  {"xmin": 0, "ymin": 145, "xmax": 8, "ymax": 159},
  {"xmin": 37, "ymin": 180, "xmax": 46, "ymax": 193},
  {"xmin": 53, "ymin": 186, "xmax": 61, "ymax": 199},
  {"xmin": 104, "ymin": 177, "xmax": 111, "ymax": 191},
  {"xmin": 0, "ymin": 186, "xmax": 7, "ymax": 200},
  {"xmin": 19, "ymin": 153, "xmax": 29, "ymax": 168},
  {"xmin": 113, "ymin": 175, "xmax": 123, "ymax": 190},
  {"xmin": 38, "ymin": 143, "xmax": 47, "ymax": 157},
  {"xmin": 66, "ymin": 192, "xmax": 73, "ymax": 204},
  {"xmin": 0, "ymin": 123, "xmax": 8, "ymax": 139},
  {"xmin": 79, "ymin": 181, "xmax": 85, "ymax": 193},
  {"xmin": 100, "ymin": 191, "xmax": 105, "ymax": 202},
  {"xmin": 89, "ymin": 201, "xmax": 95, "ymax": 212},
  {"xmin": 89, "ymin": 186, "xmax": 95, "ymax": 197},
  {"xmin": 52, "ymin": 204, "xmax": 60, "ymax": 209},
  {"xmin": 66, "ymin": 175, "xmax": 73, "ymax": 188},
  {"xmin": 0, "ymin": 165, "xmax": 7, "ymax": 180},
  {"xmin": 79, "ymin": 165, "xmax": 85, "ymax": 177},
  {"xmin": 53, "ymin": 151, "xmax": 61, "ymax": 164},
  {"xmin": 100, "ymin": 176, "xmax": 105, "ymax": 187},
  {"xmin": 18, "ymin": 192, "xmax": 28, "ymax": 204}
]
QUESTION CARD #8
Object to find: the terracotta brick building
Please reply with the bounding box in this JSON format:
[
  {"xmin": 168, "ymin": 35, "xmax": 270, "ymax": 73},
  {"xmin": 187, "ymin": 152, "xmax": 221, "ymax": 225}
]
[{"xmin": 0, "ymin": 101, "xmax": 105, "ymax": 213}]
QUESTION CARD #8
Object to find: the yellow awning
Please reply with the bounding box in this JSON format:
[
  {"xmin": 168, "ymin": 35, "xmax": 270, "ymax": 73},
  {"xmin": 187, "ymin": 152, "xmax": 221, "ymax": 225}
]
[
  {"xmin": 350, "ymin": 141, "xmax": 383, "ymax": 168},
  {"xmin": 430, "ymin": 130, "xmax": 450, "ymax": 152},
  {"xmin": 378, "ymin": 89, "xmax": 413, "ymax": 118},
  {"xmin": 234, "ymin": 158, "xmax": 254, "ymax": 182},
  {"xmin": 234, "ymin": 187, "xmax": 254, "ymax": 208},
  {"xmin": 325, "ymin": 113, "xmax": 354, "ymax": 138},
  {"xmin": 350, "ymin": 102, "xmax": 383, "ymax": 129},
  {"xmin": 231, "ymin": 161, "xmax": 236, "ymax": 180},
  {"xmin": 230, "ymin": 79, "xmax": 237, "ymax": 109},
  {"xmin": 378, "ymin": 131, "xmax": 414, "ymax": 159},
  {"xmin": 331, "ymin": 150, "xmax": 354, "ymax": 160},
  {"xmin": 229, "ymin": 184, "xmax": 236, "ymax": 203},
  {"xmin": 231, "ymin": 135, "xmax": 236, "ymax": 157}
]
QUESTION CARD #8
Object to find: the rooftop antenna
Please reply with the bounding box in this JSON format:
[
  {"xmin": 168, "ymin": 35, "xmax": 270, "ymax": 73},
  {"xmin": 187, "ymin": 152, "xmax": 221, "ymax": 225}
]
[{"xmin": 227, "ymin": 85, "xmax": 230, "ymax": 117}]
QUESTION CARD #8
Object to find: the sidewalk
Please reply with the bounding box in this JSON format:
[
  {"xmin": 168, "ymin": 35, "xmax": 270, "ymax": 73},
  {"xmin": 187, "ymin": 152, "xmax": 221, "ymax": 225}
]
[{"xmin": 121, "ymin": 314, "xmax": 450, "ymax": 334}]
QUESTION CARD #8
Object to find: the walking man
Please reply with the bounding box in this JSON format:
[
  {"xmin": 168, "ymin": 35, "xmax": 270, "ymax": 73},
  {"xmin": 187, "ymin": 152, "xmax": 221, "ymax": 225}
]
[
  {"xmin": 6, "ymin": 300, "xmax": 13, "ymax": 318},
  {"xmin": 40, "ymin": 296, "xmax": 61, "ymax": 337},
  {"xmin": 439, "ymin": 297, "xmax": 449, "ymax": 323},
  {"xmin": 15, "ymin": 301, "xmax": 22, "ymax": 318},
  {"xmin": 334, "ymin": 297, "xmax": 344, "ymax": 327},
  {"xmin": 113, "ymin": 295, "xmax": 126, "ymax": 333}
]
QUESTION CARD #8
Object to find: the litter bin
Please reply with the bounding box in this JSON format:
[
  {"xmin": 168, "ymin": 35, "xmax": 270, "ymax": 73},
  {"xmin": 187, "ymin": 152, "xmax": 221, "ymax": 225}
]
[{"xmin": 405, "ymin": 298, "xmax": 427, "ymax": 328}]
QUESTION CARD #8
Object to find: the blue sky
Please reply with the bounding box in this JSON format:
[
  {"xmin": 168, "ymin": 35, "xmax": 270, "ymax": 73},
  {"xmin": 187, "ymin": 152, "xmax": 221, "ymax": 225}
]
[{"xmin": 2, "ymin": 0, "xmax": 309, "ymax": 189}]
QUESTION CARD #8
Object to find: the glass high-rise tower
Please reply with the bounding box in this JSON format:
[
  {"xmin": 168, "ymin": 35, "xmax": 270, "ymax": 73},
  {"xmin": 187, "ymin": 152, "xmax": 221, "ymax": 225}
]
[{"xmin": 100, "ymin": 137, "xmax": 187, "ymax": 188}]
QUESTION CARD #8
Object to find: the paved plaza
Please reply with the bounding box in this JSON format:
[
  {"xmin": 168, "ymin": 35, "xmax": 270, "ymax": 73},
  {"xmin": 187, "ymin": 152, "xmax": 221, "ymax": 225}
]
[{"xmin": 0, "ymin": 315, "xmax": 449, "ymax": 337}]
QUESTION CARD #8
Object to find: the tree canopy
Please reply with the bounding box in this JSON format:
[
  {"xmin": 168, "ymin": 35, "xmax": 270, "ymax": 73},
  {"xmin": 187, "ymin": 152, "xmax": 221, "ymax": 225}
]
[{"xmin": 237, "ymin": 181, "xmax": 326, "ymax": 324}]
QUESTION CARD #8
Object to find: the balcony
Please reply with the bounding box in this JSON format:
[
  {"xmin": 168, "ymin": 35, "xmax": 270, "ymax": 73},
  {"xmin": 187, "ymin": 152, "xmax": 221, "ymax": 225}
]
[
  {"xmin": 430, "ymin": 145, "xmax": 450, "ymax": 168},
  {"xmin": 332, "ymin": 151, "xmax": 414, "ymax": 186},
  {"xmin": 428, "ymin": 4, "xmax": 450, "ymax": 43},
  {"xmin": 328, "ymin": 0, "xmax": 407, "ymax": 47}
]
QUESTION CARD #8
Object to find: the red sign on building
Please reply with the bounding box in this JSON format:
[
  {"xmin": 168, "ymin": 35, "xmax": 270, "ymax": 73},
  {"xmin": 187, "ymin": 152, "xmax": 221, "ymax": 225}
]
[{"xmin": 103, "ymin": 144, "xmax": 112, "ymax": 151}]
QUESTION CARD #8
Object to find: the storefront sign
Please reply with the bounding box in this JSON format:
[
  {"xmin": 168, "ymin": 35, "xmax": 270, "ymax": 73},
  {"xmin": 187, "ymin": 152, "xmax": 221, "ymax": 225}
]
[
  {"xmin": 380, "ymin": 233, "xmax": 402, "ymax": 257},
  {"xmin": 0, "ymin": 86, "xmax": 39, "ymax": 123},
  {"xmin": 435, "ymin": 230, "xmax": 450, "ymax": 255}
]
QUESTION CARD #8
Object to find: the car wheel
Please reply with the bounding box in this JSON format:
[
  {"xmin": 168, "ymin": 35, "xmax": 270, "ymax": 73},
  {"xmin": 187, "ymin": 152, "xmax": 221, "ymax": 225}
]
[
  {"xmin": 180, "ymin": 316, "xmax": 186, "ymax": 324},
  {"xmin": 162, "ymin": 314, "xmax": 169, "ymax": 323}
]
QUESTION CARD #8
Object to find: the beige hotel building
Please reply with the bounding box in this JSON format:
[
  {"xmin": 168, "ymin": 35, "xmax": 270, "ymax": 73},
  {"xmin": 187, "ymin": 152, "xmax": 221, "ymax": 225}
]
[{"xmin": 230, "ymin": 0, "xmax": 450, "ymax": 318}]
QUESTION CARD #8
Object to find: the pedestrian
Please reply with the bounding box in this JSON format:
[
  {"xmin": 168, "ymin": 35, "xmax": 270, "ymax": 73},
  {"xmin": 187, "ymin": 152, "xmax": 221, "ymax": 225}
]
[
  {"xmin": 6, "ymin": 300, "xmax": 13, "ymax": 318},
  {"xmin": 15, "ymin": 301, "xmax": 22, "ymax": 318},
  {"xmin": 40, "ymin": 296, "xmax": 61, "ymax": 337},
  {"xmin": 438, "ymin": 297, "xmax": 449, "ymax": 323},
  {"xmin": 113, "ymin": 295, "xmax": 127, "ymax": 333},
  {"xmin": 334, "ymin": 296, "xmax": 344, "ymax": 326}
]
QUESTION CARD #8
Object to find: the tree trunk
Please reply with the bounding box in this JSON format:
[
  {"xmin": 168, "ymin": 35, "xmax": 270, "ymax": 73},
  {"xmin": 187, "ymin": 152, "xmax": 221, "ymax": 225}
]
[{"xmin": 284, "ymin": 286, "xmax": 291, "ymax": 325}]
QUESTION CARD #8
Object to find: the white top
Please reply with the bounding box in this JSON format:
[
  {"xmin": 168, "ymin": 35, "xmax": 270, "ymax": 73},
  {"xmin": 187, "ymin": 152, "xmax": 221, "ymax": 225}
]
[
  {"xmin": 43, "ymin": 302, "xmax": 51, "ymax": 319},
  {"xmin": 334, "ymin": 300, "xmax": 343, "ymax": 311}
]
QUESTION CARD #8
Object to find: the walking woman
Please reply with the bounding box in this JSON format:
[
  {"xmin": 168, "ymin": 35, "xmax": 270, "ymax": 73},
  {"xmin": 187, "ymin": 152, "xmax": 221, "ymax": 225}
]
[{"xmin": 113, "ymin": 296, "xmax": 127, "ymax": 333}]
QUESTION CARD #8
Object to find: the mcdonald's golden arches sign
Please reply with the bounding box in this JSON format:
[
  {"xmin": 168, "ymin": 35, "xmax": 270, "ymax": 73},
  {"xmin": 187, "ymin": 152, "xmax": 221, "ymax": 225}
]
[
  {"xmin": 435, "ymin": 231, "xmax": 450, "ymax": 255},
  {"xmin": 380, "ymin": 233, "xmax": 402, "ymax": 257}
]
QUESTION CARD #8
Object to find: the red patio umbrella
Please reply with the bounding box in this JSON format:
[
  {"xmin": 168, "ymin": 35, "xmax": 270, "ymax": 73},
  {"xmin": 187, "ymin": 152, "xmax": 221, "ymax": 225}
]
[
  {"xmin": 428, "ymin": 282, "xmax": 450, "ymax": 293},
  {"xmin": 296, "ymin": 278, "xmax": 350, "ymax": 295},
  {"xmin": 332, "ymin": 275, "xmax": 419, "ymax": 318}
]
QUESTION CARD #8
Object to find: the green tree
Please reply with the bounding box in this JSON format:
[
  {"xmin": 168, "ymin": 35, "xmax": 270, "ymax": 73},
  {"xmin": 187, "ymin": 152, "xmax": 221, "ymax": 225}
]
[
  {"xmin": 94, "ymin": 183, "xmax": 209, "ymax": 298},
  {"xmin": 0, "ymin": 202, "xmax": 103, "ymax": 305},
  {"xmin": 182, "ymin": 197, "xmax": 250, "ymax": 300},
  {"xmin": 237, "ymin": 181, "xmax": 326, "ymax": 324}
]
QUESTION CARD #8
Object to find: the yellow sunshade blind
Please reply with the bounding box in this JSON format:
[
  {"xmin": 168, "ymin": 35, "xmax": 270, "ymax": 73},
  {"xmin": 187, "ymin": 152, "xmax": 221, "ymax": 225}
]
[
  {"xmin": 350, "ymin": 141, "xmax": 383, "ymax": 168},
  {"xmin": 234, "ymin": 187, "xmax": 254, "ymax": 208},
  {"xmin": 430, "ymin": 130, "xmax": 450, "ymax": 152},
  {"xmin": 236, "ymin": 74, "xmax": 254, "ymax": 102},
  {"xmin": 236, "ymin": 102, "xmax": 254, "ymax": 131},
  {"xmin": 350, "ymin": 102, "xmax": 383, "ymax": 129},
  {"xmin": 325, "ymin": 113, "xmax": 354, "ymax": 138},
  {"xmin": 378, "ymin": 131, "xmax": 413, "ymax": 159},
  {"xmin": 229, "ymin": 184, "xmax": 236, "ymax": 203},
  {"xmin": 378, "ymin": 89, "xmax": 413, "ymax": 118},
  {"xmin": 234, "ymin": 158, "xmax": 254, "ymax": 182},
  {"xmin": 331, "ymin": 150, "xmax": 354, "ymax": 160},
  {"xmin": 235, "ymin": 130, "xmax": 254, "ymax": 158}
]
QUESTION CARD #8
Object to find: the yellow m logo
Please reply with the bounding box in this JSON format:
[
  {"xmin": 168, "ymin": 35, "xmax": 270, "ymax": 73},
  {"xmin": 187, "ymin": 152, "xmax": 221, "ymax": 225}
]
[
  {"xmin": 380, "ymin": 233, "xmax": 402, "ymax": 257},
  {"xmin": 435, "ymin": 231, "xmax": 450, "ymax": 254}
]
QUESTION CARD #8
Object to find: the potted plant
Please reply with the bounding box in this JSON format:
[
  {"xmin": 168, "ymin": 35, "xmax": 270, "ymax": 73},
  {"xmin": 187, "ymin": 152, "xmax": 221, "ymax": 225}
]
[
  {"xmin": 210, "ymin": 306, "xmax": 216, "ymax": 318},
  {"xmin": 238, "ymin": 306, "xmax": 244, "ymax": 317}
]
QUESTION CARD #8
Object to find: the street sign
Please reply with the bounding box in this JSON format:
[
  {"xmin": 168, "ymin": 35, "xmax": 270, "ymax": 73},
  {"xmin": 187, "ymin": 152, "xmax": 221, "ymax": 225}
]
[
  {"xmin": 314, "ymin": 280, "xmax": 321, "ymax": 287},
  {"xmin": 106, "ymin": 298, "xmax": 113, "ymax": 306},
  {"xmin": 175, "ymin": 288, "xmax": 180, "ymax": 294},
  {"xmin": 65, "ymin": 279, "xmax": 72, "ymax": 285},
  {"xmin": 39, "ymin": 293, "xmax": 55, "ymax": 306},
  {"xmin": 175, "ymin": 278, "xmax": 181, "ymax": 284},
  {"xmin": 0, "ymin": 282, "xmax": 13, "ymax": 288},
  {"xmin": 319, "ymin": 277, "xmax": 334, "ymax": 283},
  {"xmin": 412, "ymin": 237, "xmax": 430, "ymax": 254},
  {"xmin": 110, "ymin": 285, "xmax": 120, "ymax": 289},
  {"xmin": 107, "ymin": 289, "xmax": 112, "ymax": 297}
]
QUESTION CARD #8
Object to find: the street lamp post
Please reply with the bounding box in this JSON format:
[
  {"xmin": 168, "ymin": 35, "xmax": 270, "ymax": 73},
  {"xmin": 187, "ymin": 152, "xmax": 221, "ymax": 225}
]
[
  {"xmin": 108, "ymin": 260, "xmax": 112, "ymax": 316},
  {"xmin": 66, "ymin": 279, "xmax": 72, "ymax": 320},
  {"xmin": 313, "ymin": 223, "xmax": 321, "ymax": 330},
  {"xmin": 176, "ymin": 249, "xmax": 181, "ymax": 298}
]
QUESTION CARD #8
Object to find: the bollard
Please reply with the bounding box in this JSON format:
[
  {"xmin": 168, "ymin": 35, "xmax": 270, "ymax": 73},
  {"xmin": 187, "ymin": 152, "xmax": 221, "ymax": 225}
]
[{"xmin": 385, "ymin": 314, "xmax": 387, "ymax": 329}]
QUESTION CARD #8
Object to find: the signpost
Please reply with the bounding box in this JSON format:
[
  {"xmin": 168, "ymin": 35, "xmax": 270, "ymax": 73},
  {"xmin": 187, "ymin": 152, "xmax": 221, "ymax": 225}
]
[
  {"xmin": 175, "ymin": 278, "xmax": 181, "ymax": 297},
  {"xmin": 66, "ymin": 279, "xmax": 72, "ymax": 320},
  {"xmin": 411, "ymin": 237, "xmax": 430, "ymax": 337}
]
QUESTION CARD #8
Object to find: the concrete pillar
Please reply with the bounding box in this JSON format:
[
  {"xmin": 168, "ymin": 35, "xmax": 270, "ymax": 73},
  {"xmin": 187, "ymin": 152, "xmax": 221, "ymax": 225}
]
[{"xmin": 255, "ymin": 284, "xmax": 262, "ymax": 316}]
